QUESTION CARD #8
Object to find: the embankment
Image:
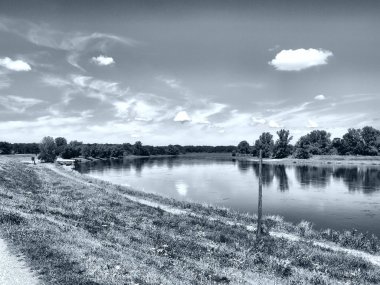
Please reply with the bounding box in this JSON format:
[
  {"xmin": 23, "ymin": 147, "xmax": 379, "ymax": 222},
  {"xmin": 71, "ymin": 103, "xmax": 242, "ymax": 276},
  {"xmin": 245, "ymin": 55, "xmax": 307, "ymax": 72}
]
[{"xmin": 1, "ymin": 155, "xmax": 380, "ymax": 284}]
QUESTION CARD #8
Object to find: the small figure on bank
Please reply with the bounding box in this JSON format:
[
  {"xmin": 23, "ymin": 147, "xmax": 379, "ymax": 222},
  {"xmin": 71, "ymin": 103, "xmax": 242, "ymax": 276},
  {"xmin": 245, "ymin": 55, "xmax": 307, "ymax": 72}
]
[{"xmin": 31, "ymin": 156, "xmax": 36, "ymax": 165}]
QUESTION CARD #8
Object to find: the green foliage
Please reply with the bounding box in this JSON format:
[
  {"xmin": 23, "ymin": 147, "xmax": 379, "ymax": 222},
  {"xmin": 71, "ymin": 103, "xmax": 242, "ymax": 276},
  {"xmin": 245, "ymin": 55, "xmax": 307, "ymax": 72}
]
[
  {"xmin": 38, "ymin": 136, "xmax": 57, "ymax": 162},
  {"xmin": 237, "ymin": 140, "xmax": 250, "ymax": 154},
  {"xmin": 55, "ymin": 137, "xmax": 67, "ymax": 155},
  {"xmin": 0, "ymin": 141, "xmax": 12, "ymax": 154},
  {"xmin": 293, "ymin": 147, "xmax": 311, "ymax": 159},
  {"xmin": 167, "ymin": 144, "xmax": 180, "ymax": 155},
  {"xmin": 12, "ymin": 143, "xmax": 39, "ymax": 154},
  {"xmin": 335, "ymin": 127, "xmax": 380, "ymax": 156},
  {"xmin": 254, "ymin": 132, "xmax": 274, "ymax": 158},
  {"xmin": 133, "ymin": 141, "xmax": 150, "ymax": 156},
  {"xmin": 295, "ymin": 130, "xmax": 332, "ymax": 155},
  {"xmin": 61, "ymin": 141, "xmax": 82, "ymax": 159},
  {"xmin": 273, "ymin": 129, "xmax": 293, "ymax": 159}
]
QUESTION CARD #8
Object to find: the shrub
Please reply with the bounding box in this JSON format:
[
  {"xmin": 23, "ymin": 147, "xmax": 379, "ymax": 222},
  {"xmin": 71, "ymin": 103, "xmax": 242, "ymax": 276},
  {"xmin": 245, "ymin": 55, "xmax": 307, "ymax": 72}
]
[{"xmin": 293, "ymin": 148, "xmax": 311, "ymax": 159}]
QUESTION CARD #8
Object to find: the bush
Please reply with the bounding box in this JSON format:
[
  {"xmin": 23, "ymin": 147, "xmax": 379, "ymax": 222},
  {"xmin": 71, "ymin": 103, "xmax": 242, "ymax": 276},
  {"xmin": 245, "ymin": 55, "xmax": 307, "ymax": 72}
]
[{"xmin": 293, "ymin": 148, "xmax": 311, "ymax": 159}]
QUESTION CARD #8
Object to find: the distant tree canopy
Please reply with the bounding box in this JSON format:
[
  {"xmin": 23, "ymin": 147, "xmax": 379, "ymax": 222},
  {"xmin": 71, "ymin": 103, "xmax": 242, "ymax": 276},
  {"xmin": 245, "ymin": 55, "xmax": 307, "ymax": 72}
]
[
  {"xmin": 237, "ymin": 126, "xmax": 380, "ymax": 159},
  {"xmin": 38, "ymin": 136, "xmax": 57, "ymax": 162},
  {"xmin": 273, "ymin": 129, "xmax": 293, "ymax": 159},
  {"xmin": 55, "ymin": 137, "xmax": 67, "ymax": 155},
  {"xmin": 12, "ymin": 143, "xmax": 39, "ymax": 155},
  {"xmin": 296, "ymin": 130, "xmax": 332, "ymax": 155},
  {"xmin": 237, "ymin": 141, "xmax": 250, "ymax": 154},
  {"xmin": 254, "ymin": 132, "xmax": 274, "ymax": 158},
  {"xmin": 0, "ymin": 141, "xmax": 12, "ymax": 155},
  {"xmin": 333, "ymin": 127, "xmax": 380, "ymax": 156},
  {"xmin": 3, "ymin": 125, "xmax": 380, "ymax": 161}
]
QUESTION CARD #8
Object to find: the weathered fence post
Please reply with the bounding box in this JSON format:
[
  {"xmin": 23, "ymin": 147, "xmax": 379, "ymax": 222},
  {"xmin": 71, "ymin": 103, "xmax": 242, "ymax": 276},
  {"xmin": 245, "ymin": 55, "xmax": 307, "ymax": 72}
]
[{"xmin": 256, "ymin": 149, "xmax": 263, "ymax": 240}]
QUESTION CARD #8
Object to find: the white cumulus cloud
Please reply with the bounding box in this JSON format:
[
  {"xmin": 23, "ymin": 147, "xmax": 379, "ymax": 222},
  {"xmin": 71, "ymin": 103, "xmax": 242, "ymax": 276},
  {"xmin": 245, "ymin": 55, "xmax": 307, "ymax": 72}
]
[
  {"xmin": 314, "ymin": 94, "xmax": 326, "ymax": 100},
  {"xmin": 0, "ymin": 57, "xmax": 31, "ymax": 71},
  {"xmin": 92, "ymin": 55, "xmax": 115, "ymax": 66},
  {"xmin": 174, "ymin": 111, "xmax": 191, "ymax": 123},
  {"xmin": 268, "ymin": 120, "xmax": 282, "ymax": 128},
  {"xmin": 269, "ymin": 48, "xmax": 333, "ymax": 71}
]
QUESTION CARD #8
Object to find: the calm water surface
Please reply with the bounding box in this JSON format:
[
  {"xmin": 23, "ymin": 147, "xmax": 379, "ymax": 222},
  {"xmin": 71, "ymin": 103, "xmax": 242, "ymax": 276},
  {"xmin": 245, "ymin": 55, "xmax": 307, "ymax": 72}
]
[{"xmin": 77, "ymin": 157, "xmax": 380, "ymax": 236}]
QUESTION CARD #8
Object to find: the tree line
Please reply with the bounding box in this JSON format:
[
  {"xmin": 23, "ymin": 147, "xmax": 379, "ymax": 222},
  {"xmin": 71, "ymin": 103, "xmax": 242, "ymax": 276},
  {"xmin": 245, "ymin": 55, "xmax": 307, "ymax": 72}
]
[
  {"xmin": 2, "ymin": 125, "xmax": 380, "ymax": 162},
  {"xmin": 0, "ymin": 137, "xmax": 236, "ymax": 162},
  {"xmin": 236, "ymin": 126, "xmax": 380, "ymax": 159}
]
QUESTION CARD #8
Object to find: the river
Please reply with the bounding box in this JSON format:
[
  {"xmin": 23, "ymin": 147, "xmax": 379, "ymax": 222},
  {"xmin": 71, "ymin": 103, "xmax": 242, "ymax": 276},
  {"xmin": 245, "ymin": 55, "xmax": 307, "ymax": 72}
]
[{"xmin": 76, "ymin": 156, "xmax": 380, "ymax": 236}]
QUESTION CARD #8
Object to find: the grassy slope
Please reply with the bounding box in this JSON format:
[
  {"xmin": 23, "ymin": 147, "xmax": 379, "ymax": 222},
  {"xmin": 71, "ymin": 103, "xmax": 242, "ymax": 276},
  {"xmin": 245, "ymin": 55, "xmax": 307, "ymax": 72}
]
[{"xmin": 1, "ymin": 156, "xmax": 380, "ymax": 285}]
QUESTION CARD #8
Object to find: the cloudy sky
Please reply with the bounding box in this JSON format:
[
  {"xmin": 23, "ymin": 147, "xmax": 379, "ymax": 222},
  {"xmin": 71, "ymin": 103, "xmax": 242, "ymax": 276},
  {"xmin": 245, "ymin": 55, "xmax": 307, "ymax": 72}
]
[{"xmin": 0, "ymin": 0, "xmax": 379, "ymax": 145}]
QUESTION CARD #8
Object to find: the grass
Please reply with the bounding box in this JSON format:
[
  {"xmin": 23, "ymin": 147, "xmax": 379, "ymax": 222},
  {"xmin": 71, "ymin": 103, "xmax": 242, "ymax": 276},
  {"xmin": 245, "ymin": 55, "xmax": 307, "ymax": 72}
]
[{"xmin": 1, "ymin": 155, "xmax": 380, "ymax": 284}]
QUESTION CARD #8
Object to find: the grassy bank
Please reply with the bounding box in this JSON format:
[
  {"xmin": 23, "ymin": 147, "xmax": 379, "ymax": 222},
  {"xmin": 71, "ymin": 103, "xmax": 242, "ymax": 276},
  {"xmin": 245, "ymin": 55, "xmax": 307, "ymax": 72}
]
[{"xmin": 1, "ymin": 156, "xmax": 380, "ymax": 284}]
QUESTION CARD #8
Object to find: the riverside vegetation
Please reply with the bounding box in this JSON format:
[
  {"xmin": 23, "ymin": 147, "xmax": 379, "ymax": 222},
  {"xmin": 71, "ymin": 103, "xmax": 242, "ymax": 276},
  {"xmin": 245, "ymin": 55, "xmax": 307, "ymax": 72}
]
[
  {"xmin": 1, "ymin": 155, "xmax": 380, "ymax": 284},
  {"xmin": 2, "ymin": 126, "xmax": 380, "ymax": 162}
]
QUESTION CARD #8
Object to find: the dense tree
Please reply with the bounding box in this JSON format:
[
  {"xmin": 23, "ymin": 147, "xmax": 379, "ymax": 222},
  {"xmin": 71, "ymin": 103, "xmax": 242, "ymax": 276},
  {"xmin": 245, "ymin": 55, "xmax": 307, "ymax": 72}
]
[
  {"xmin": 61, "ymin": 141, "xmax": 82, "ymax": 159},
  {"xmin": 273, "ymin": 129, "xmax": 293, "ymax": 159},
  {"xmin": 133, "ymin": 141, "xmax": 150, "ymax": 156},
  {"xmin": 361, "ymin": 126, "xmax": 380, "ymax": 155},
  {"xmin": 341, "ymin": 128, "xmax": 364, "ymax": 155},
  {"xmin": 12, "ymin": 143, "xmax": 39, "ymax": 154},
  {"xmin": 295, "ymin": 130, "xmax": 332, "ymax": 155},
  {"xmin": 237, "ymin": 140, "xmax": 250, "ymax": 154},
  {"xmin": 167, "ymin": 144, "xmax": 180, "ymax": 155},
  {"xmin": 293, "ymin": 147, "xmax": 311, "ymax": 159},
  {"xmin": 254, "ymin": 132, "xmax": 274, "ymax": 158},
  {"xmin": 38, "ymin": 136, "xmax": 57, "ymax": 162},
  {"xmin": 0, "ymin": 141, "xmax": 12, "ymax": 154},
  {"xmin": 55, "ymin": 137, "xmax": 67, "ymax": 155}
]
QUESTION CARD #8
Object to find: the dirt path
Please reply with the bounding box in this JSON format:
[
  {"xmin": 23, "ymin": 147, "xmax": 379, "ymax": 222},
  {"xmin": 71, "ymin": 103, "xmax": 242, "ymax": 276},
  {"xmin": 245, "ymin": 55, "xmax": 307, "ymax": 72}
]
[{"xmin": 0, "ymin": 238, "xmax": 40, "ymax": 285}]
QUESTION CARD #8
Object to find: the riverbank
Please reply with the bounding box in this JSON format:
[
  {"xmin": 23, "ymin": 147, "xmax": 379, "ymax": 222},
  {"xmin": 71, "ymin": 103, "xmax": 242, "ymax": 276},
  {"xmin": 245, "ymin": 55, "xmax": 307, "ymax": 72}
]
[
  {"xmin": 1, "ymin": 155, "xmax": 380, "ymax": 284},
  {"xmin": 253, "ymin": 155, "xmax": 380, "ymax": 167}
]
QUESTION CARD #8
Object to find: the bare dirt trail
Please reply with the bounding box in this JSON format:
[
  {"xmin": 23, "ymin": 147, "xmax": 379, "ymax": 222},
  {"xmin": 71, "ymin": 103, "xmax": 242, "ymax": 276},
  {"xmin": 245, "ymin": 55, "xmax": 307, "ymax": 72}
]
[{"xmin": 0, "ymin": 238, "xmax": 40, "ymax": 285}]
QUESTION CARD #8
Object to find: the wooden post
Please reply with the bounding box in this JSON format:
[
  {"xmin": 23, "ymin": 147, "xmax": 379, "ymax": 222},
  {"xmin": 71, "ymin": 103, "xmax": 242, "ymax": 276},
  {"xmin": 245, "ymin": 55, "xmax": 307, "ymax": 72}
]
[{"xmin": 256, "ymin": 149, "xmax": 263, "ymax": 240}]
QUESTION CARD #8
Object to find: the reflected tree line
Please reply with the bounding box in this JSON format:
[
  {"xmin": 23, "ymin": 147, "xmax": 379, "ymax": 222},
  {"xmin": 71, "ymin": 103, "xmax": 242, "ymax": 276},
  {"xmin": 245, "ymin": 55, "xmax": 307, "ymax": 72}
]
[{"xmin": 237, "ymin": 161, "xmax": 380, "ymax": 193}]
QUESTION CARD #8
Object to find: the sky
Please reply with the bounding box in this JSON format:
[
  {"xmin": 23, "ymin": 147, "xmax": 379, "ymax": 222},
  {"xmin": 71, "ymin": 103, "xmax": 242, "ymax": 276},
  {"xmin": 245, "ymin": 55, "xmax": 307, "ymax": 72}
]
[{"xmin": 0, "ymin": 0, "xmax": 380, "ymax": 145}]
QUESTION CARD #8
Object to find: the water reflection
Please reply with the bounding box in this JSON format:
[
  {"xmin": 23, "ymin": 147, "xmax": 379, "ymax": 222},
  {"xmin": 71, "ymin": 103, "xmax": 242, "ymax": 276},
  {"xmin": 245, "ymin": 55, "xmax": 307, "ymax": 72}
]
[
  {"xmin": 333, "ymin": 167, "xmax": 380, "ymax": 193},
  {"xmin": 295, "ymin": 166, "xmax": 333, "ymax": 188},
  {"xmin": 274, "ymin": 165, "xmax": 289, "ymax": 192},
  {"xmin": 175, "ymin": 181, "xmax": 189, "ymax": 196},
  {"xmin": 78, "ymin": 158, "xmax": 380, "ymax": 195}
]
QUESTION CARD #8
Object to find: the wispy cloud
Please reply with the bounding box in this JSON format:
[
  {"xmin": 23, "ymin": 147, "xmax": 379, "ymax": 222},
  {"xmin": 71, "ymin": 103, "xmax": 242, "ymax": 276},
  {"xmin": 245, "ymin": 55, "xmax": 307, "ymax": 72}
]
[
  {"xmin": 251, "ymin": 117, "xmax": 266, "ymax": 125},
  {"xmin": 0, "ymin": 95, "xmax": 42, "ymax": 113},
  {"xmin": 0, "ymin": 16, "xmax": 137, "ymax": 70},
  {"xmin": 0, "ymin": 71, "xmax": 11, "ymax": 89},
  {"xmin": 42, "ymin": 74, "xmax": 128, "ymax": 103},
  {"xmin": 269, "ymin": 48, "xmax": 333, "ymax": 71},
  {"xmin": 307, "ymin": 119, "xmax": 318, "ymax": 128},
  {"xmin": 225, "ymin": 82, "xmax": 264, "ymax": 89}
]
